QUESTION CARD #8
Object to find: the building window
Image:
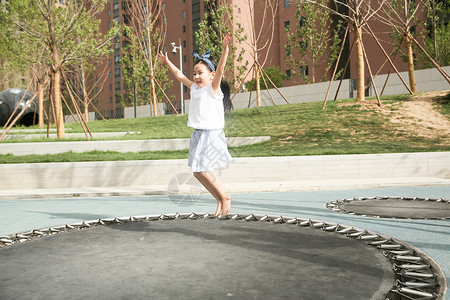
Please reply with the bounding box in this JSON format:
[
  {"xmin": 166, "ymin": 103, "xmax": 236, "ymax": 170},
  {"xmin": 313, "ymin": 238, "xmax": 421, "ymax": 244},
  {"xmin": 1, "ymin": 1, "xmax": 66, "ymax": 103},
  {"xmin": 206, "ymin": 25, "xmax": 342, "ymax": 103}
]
[
  {"xmin": 183, "ymin": 25, "xmax": 186, "ymax": 33},
  {"xmin": 285, "ymin": 70, "xmax": 291, "ymax": 79},
  {"xmin": 284, "ymin": 21, "xmax": 290, "ymax": 29},
  {"xmin": 163, "ymin": 3, "xmax": 165, "ymax": 9},
  {"xmin": 299, "ymin": 40, "xmax": 308, "ymax": 50},
  {"xmin": 115, "ymin": 68, "xmax": 120, "ymax": 77},
  {"xmin": 300, "ymin": 65, "xmax": 309, "ymax": 76},
  {"xmin": 109, "ymin": 72, "xmax": 112, "ymax": 79},
  {"xmin": 113, "ymin": 3, "xmax": 119, "ymax": 11},
  {"xmin": 285, "ymin": 45, "xmax": 291, "ymax": 56},
  {"xmin": 113, "ymin": 16, "xmax": 119, "ymax": 23},
  {"xmin": 299, "ymin": 16, "xmax": 307, "ymax": 27},
  {"xmin": 182, "ymin": 10, "xmax": 186, "ymax": 18},
  {"xmin": 284, "ymin": 0, "xmax": 289, "ymax": 8},
  {"xmin": 183, "ymin": 40, "xmax": 186, "ymax": 48},
  {"xmin": 115, "ymin": 55, "xmax": 120, "ymax": 63}
]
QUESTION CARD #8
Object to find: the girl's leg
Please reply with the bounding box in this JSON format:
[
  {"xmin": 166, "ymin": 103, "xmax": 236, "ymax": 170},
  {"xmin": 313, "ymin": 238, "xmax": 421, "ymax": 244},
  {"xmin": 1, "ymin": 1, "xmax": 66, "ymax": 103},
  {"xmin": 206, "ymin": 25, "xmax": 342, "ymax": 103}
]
[{"xmin": 193, "ymin": 171, "xmax": 232, "ymax": 217}]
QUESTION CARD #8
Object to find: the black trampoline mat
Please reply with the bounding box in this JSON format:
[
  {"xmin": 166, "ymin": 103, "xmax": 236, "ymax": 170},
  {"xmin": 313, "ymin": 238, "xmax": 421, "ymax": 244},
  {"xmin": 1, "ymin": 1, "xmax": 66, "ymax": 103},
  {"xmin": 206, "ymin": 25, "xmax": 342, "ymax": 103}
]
[
  {"xmin": 0, "ymin": 218, "xmax": 394, "ymax": 299},
  {"xmin": 339, "ymin": 198, "xmax": 450, "ymax": 219}
]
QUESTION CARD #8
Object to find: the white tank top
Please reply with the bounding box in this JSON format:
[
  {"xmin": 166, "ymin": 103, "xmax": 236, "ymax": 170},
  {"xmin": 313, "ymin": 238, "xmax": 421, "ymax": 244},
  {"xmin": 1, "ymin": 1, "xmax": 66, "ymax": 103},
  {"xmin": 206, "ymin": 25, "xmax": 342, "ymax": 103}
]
[{"xmin": 187, "ymin": 83, "xmax": 224, "ymax": 129}]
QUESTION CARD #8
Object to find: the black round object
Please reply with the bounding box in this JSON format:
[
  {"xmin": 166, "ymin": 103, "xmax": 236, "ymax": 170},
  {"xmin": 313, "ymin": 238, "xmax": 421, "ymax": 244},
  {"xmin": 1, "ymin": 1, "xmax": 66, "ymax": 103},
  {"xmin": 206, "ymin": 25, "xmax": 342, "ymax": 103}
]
[{"xmin": 0, "ymin": 88, "xmax": 39, "ymax": 126}]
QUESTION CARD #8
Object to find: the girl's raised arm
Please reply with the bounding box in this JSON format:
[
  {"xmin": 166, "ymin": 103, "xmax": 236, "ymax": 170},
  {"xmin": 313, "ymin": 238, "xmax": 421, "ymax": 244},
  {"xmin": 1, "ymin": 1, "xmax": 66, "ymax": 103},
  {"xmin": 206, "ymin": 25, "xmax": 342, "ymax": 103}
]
[
  {"xmin": 158, "ymin": 51, "xmax": 194, "ymax": 88},
  {"xmin": 211, "ymin": 33, "xmax": 230, "ymax": 94}
]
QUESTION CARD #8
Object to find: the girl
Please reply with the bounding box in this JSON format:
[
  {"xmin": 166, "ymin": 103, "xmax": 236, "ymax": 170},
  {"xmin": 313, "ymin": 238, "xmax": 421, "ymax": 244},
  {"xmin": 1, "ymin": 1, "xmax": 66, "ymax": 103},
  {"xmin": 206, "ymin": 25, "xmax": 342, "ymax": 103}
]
[{"xmin": 158, "ymin": 34, "xmax": 233, "ymax": 217}]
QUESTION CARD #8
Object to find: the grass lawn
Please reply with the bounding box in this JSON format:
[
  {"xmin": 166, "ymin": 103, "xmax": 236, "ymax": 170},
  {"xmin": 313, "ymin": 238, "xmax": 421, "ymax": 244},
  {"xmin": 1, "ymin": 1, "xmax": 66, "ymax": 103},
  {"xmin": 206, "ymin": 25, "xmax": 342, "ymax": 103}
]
[{"xmin": 1, "ymin": 93, "xmax": 449, "ymax": 164}]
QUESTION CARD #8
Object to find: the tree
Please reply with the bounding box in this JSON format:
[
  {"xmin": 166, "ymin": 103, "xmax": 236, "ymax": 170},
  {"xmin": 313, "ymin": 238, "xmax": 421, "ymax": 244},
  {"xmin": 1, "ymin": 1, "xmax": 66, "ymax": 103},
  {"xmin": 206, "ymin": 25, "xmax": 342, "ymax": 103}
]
[
  {"xmin": 63, "ymin": 60, "xmax": 109, "ymax": 123},
  {"xmin": 285, "ymin": 0, "xmax": 342, "ymax": 84},
  {"xmin": 300, "ymin": 0, "xmax": 387, "ymax": 103},
  {"xmin": 421, "ymin": 0, "xmax": 450, "ymax": 67},
  {"xmin": 245, "ymin": 66, "xmax": 286, "ymax": 91},
  {"xmin": 377, "ymin": 0, "xmax": 423, "ymax": 92},
  {"xmin": 124, "ymin": 0, "xmax": 168, "ymax": 116},
  {"xmin": 194, "ymin": 0, "xmax": 248, "ymax": 93},
  {"xmin": 4, "ymin": 0, "xmax": 117, "ymax": 138}
]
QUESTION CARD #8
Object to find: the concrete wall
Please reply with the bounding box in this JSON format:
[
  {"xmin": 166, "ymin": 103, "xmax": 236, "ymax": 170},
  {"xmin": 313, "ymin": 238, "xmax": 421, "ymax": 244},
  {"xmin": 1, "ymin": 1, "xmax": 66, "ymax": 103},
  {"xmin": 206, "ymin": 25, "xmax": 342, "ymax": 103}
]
[
  {"xmin": 230, "ymin": 66, "xmax": 450, "ymax": 109},
  {"xmin": 123, "ymin": 103, "xmax": 166, "ymax": 119},
  {"xmin": 1, "ymin": 152, "xmax": 449, "ymax": 191},
  {"xmin": 65, "ymin": 112, "xmax": 96, "ymax": 124}
]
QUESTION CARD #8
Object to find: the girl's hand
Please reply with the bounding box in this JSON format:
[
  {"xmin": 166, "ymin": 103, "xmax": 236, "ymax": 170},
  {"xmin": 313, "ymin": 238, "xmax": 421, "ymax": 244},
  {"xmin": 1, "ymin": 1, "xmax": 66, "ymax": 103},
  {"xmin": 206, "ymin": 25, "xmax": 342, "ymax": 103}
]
[
  {"xmin": 222, "ymin": 33, "xmax": 230, "ymax": 51},
  {"xmin": 157, "ymin": 51, "xmax": 168, "ymax": 65}
]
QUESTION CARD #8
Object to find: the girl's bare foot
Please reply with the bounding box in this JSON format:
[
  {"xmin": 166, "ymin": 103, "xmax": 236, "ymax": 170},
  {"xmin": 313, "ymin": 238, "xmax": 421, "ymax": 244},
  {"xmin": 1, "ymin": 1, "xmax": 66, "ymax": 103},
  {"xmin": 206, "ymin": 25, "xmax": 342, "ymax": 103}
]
[
  {"xmin": 221, "ymin": 194, "xmax": 232, "ymax": 217},
  {"xmin": 214, "ymin": 199, "xmax": 222, "ymax": 217}
]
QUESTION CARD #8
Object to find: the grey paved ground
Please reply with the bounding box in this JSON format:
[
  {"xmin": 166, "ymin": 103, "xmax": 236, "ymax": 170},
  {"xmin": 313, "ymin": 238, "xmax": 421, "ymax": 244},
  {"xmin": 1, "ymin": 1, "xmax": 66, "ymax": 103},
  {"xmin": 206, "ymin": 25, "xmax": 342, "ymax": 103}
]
[{"xmin": 1, "ymin": 184, "xmax": 449, "ymax": 298}]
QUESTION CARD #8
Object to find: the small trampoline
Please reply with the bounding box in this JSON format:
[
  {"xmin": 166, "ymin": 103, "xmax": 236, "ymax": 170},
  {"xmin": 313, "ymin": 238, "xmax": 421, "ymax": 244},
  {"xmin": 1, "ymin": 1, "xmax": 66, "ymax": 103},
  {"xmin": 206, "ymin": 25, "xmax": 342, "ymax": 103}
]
[
  {"xmin": 0, "ymin": 213, "xmax": 444, "ymax": 299},
  {"xmin": 326, "ymin": 196, "xmax": 450, "ymax": 219}
]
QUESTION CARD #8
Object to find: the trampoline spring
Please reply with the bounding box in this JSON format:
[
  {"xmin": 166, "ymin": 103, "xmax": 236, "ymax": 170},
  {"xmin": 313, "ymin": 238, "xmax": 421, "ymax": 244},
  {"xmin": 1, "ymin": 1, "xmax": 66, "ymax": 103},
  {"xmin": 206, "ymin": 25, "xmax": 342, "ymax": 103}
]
[
  {"xmin": 377, "ymin": 244, "xmax": 403, "ymax": 250},
  {"xmin": 100, "ymin": 218, "xmax": 115, "ymax": 223},
  {"xmin": 401, "ymin": 271, "xmax": 436, "ymax": 279},
  {"xmin": 398, "ymin": 281, "xmax": 437, "ymax": 288},
  {"xmin": 312, "ymin": 222, "xmax": 324, "ymax": 228},
  {"xmin": 324, "ymin": 225, "xmax": 338, "ymax": 231},
  {"xmin": 359, "ymin": 234, "xmax": 379, "ymax": 240},
  {"xmin": 286, "ymin": 218, "xmax": 298, "ymax": 224},
  {"xmin": 159, "ymin": 214, "xmax": 170, "ymax": 220},
  {"xmin": 397, "ymin": 287, "xmax": 435, "ymax": 298},
  {"xmin": 388, "ymin": 249, "xmax": 414, "ymax": 255},
  {"xmin": 296, "ymin": 220, "xmax": 308, "ymax": 226},
  {"xmin": 81, "ymin": 221, "xmax": 92, "ymax": 227},
  {"xmin": 245, "ymin": 214, "xmax": 256, "ymax": 221},
  {"xmin": 337, "ymin": 227, "xmax": 353, "ymax": 234},
  {"xmin": 258, "ymin": 215, "xmax": 268, "ymax": 221},
  {"xmin": 369, "ymin": 239, "xmax": 391, "ymax": 245},
  {"xmin": 394, "ymin": 255, "xmax": 423, "ymax": 262},
  {"xmin": 395, "ymin": 264, "xmax": 430, "ymax": 271},
  {"xmin": 348, "ymin": 230, "xmax": 365, "ymax": 237},
  {"xmin": 0, "ymin": 238, "xmax": 13, "ymax": 244},
  {"xmin": 272, "ymin": 217, "xmax": 283, "ymax": 223},
  {"xmin": 15, "ymin": 234, "xmax": 30, "ymax": 240},
  {"xmin": 230, "ymin": 214, "xmax": 240, "ymax": 220}
]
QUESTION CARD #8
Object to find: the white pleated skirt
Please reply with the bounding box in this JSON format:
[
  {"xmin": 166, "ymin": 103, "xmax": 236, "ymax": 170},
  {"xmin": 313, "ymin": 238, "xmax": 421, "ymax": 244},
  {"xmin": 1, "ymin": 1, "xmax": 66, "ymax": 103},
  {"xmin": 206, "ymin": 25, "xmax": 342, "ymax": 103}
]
[{"xmin": 188, "ymin": 129, "xmax": 233, "ymax": 172}]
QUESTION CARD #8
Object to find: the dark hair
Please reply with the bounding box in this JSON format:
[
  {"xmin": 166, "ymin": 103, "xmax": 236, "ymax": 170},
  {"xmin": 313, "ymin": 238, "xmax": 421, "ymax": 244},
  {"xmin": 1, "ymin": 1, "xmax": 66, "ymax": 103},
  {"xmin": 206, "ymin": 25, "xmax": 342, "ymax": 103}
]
[{"xmin": 195, "ymin": 60, "xmax": 233, "ymax": 114}]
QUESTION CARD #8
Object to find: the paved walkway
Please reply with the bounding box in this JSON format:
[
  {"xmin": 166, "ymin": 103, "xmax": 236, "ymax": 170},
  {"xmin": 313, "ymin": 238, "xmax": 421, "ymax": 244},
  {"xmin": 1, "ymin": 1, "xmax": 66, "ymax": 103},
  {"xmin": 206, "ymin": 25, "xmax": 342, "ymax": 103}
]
[{"xmin": 1, "ymin": 182, "xmax": 449, "ymax": 298}]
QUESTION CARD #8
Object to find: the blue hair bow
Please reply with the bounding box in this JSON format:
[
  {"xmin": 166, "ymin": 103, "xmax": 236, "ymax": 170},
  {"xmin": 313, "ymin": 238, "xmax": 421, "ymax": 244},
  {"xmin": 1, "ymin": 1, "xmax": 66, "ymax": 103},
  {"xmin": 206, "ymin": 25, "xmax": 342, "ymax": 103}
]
[{"xmin": 192, "ymin": 49, "xmax": 216, "ymax": 71}]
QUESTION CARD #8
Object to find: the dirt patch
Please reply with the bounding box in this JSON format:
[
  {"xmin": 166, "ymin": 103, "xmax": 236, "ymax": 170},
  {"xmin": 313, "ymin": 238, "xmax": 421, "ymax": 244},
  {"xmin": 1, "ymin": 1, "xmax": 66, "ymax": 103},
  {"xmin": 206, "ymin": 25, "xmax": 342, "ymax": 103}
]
[
  {"xmin": 388, "ymin": 90, "xmax": 450, "ymax": 139},
  {"xmin": 338, "ymin": 90, "xmax": 450, "ymax": 140}
]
